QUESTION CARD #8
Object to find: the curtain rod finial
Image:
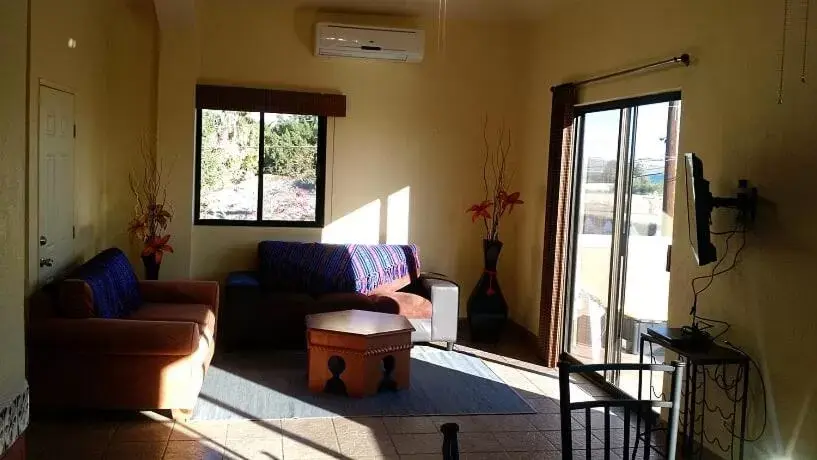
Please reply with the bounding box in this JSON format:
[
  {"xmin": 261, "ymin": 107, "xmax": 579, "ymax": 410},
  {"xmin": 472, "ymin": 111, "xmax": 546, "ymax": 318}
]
[{"xmin": 680, "ymin": 53, "xmax": 691, "ymax": 66}]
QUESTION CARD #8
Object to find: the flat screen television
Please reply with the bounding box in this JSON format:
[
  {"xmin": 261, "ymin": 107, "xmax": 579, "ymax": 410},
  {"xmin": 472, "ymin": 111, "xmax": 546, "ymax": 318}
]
[{"xmin": 684, "ymin": 153, "xmax": 717, "ymax": 266}]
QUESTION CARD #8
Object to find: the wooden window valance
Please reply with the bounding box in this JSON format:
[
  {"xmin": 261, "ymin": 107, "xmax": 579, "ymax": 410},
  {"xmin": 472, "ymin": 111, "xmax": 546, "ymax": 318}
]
[{"xmin": 195, "ymin": 84, "xmax": 346, "ymax": 117}]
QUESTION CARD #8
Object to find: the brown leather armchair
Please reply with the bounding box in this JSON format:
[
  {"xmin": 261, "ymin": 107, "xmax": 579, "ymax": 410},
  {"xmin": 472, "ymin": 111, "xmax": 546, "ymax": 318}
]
[{"xmin": 26, "ymin": 279, "xmax": 218, "ymax": 421}]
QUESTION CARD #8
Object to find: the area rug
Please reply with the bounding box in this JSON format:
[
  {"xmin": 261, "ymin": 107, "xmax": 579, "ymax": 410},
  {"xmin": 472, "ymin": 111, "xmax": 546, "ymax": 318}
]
[{"xmin": 192, "ymin": 346, "xmax": 534, "ymax": 421}]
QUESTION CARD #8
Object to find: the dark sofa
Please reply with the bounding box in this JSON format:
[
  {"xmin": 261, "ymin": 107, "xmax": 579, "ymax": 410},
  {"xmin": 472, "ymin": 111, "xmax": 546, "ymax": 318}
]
[{"xmin": 221, "ymin": 242, "xmax": 459, "ymax": 350}]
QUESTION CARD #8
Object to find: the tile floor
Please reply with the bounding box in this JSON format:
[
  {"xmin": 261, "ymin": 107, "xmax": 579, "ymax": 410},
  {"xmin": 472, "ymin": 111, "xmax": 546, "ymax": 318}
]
[{"xmin": 25, "ymin": 335, "xmax": 662, "ymax": 460}]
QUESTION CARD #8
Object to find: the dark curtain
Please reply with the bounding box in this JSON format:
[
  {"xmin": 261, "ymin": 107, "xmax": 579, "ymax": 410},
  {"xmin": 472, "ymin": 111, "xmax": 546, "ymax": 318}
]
[{"xmin": 538, "ymin": 83, "xmax": 578, "ymax": 367}]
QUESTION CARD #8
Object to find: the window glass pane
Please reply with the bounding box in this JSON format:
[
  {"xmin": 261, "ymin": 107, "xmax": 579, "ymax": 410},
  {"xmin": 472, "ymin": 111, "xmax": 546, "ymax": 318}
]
[
  {"xmin": 567, "ymin": 108, "xmax": 622, "ymax": 364},
  {"xmin": 619, "ymin": 101, "xmax": 679, "ymax": 400},
  {"xmin": 199, "ymin": 109, "xmax": 260, "ymax": 220},
  {"xmin": 262, "ymin": 113, "xmax": 318, "ymax": 221}
]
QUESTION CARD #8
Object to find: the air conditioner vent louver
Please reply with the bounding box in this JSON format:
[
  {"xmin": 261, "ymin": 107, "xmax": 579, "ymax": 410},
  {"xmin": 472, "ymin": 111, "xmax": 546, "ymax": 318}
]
[{"xmin": 315, "ymin": 22, "xmax": 425, "ymax": 63}]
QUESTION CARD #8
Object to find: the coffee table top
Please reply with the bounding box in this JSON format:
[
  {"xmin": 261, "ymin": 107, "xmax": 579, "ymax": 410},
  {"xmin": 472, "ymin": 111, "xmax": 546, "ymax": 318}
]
[{"xmin": 306, "ymin": 310, "xmax": 415, "ymax": 337}]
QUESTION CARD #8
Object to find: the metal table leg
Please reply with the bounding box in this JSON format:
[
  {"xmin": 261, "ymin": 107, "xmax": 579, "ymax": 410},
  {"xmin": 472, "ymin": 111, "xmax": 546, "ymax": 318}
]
[
  {"xmin": 638, "ymin": 335, "xmax": 646, "ymax": 398},
  {"xmin": 739, "ymin": 362, "xmax": 750, "ymax": 460},
  {"xmin": 680, "ymin": 357, "xmax": 689, "ymax": 456},
  {"xmin": 636, "ymin": 335, "xmax": 646, "ymax": 453},
  {"xmin": 688, "ymin": 363, "xmax": 699, "ymax": 457}
]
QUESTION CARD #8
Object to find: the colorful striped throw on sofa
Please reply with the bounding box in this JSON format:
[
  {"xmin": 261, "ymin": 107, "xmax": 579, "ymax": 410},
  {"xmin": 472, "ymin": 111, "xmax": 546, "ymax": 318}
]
[{"xmin": 258, "ymin": 242, "xmax": 420, "ymax": 295}]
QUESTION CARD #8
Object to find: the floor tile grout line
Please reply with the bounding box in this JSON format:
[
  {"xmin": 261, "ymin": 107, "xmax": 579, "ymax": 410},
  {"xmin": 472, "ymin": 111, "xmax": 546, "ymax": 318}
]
[
  {"xmin": 101, "ymin": 420, "xmax": 120, "ymax": 457},
  {"xmin": 381, "ymin": 417, "xmax": 400, "ymax": 458},
  {"xmin": 159, "ymin": 439, "xmax": 170, "ymax": 460},
  {"xmin": 279, "ymin": 419, "xmax": 285, "ymax": 460},
  {"xmin": 513, "ymin": 364, "xmax": 552, "ymax": 397},
  {"xmin": 329, "ymin": 417, "xmax": 341, "ymax": 457},
  {"xmin": 481, "ymin": 356, "xmax": 550, "ymax": 410},
  {"xmin": 159, "ymin": 421, "xmax": 174, "ymax": 460}
]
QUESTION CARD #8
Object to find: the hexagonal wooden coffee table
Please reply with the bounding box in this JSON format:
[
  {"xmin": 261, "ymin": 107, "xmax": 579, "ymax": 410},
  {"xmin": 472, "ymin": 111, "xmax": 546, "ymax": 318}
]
[{"xmin": 306, "ymin": 309, "xmax": 415, "ymax": 398}]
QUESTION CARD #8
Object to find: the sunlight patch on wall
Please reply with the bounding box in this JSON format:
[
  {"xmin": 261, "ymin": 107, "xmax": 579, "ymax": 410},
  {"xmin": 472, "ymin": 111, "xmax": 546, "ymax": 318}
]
[
  {"xmin": 386, "ymin": 186, "xmax": 410, "ymax": 245},
  {"xmin": 321, "ymin": 199, "xmax": 381, "ymax": 244}
]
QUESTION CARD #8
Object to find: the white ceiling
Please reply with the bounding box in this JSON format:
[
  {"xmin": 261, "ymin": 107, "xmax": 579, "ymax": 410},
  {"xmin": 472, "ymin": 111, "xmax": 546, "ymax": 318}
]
[{"xmin": 291, "ymin": 0, "xmax": 555, "ymax": 21}]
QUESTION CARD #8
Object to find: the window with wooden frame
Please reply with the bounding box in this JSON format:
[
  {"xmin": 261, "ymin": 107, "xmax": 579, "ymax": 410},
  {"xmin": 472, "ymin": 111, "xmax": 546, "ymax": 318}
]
[{"xmin": 194, "ymin": 85, "xmax": 345, "ymax": 227}]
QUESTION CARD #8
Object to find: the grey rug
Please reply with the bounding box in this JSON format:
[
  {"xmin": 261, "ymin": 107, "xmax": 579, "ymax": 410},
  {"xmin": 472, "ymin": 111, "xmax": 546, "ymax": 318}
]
[{"xmin": 193, "ymin": 346, "xmax": 534, "ymax": 421}]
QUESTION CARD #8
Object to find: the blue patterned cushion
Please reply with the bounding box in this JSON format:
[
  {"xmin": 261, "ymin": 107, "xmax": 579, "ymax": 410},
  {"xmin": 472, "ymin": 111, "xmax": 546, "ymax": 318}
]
[
  {"xmin": 258, "ymin": 242, "xmax": 420, "ymax": 295},
  {"xmin": 65, "ymin": 248, "xmax": 142, "ymax": 319}
]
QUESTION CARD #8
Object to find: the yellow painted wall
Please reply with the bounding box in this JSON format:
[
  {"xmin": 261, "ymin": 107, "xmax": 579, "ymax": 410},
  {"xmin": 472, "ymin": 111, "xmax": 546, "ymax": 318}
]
[
  {"xmin": 154, "ymin": 0, "xmax": 199, "ymax": 281},
  {"xmin": 26, "ymin": 0, "xmax": 158, "ymax": 287},
  {"xmin": 0, "ymin": 0, "xmax": 29, "ymax": 404},
  {"xmin": 161, "ymin": 0, "xmax": 530, "ymax": 315},
  {"xmin": 103, "ymin": 0, "xmax": 160, "ymax": 259},
  {"xmin": 513, "ymin": 1, "xmax": 817, "ymax": 457}
]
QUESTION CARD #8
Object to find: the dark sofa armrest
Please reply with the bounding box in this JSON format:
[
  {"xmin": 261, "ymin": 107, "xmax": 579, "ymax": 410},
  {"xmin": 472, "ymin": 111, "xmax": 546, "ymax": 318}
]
[
  {"xmin": 28, "ymin": 318, "xmax": 200, "ymax": 356},
  {"xmin": 226, "ymin": 270, "xmax": 261, "ymax": 288},
  {"xmin": 139, "ymin": 280, "xmax": 219, "ymax": 315},
  {"xmin": 221, "ymin": 271, "xmax": 263, "ymax": 351}
]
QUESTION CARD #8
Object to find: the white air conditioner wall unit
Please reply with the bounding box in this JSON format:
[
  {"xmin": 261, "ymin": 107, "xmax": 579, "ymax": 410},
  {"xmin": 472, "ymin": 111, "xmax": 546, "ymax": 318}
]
[{"xmin": 315, "ymin": 22, "xmax": 425, "ymax": 63}]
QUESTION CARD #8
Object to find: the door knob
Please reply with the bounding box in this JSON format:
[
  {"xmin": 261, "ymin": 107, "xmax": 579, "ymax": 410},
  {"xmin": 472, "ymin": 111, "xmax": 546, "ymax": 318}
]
[
  {"xmin": 39, "ymin": 235, "xmax": 47, "ymax": 246},
  {"xmin": 39, "ymin": 257, "xmax": 54, "ymax": 268}
]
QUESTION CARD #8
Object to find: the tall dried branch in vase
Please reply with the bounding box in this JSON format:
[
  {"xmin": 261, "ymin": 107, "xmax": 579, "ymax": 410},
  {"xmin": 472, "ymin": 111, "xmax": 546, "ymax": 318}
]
[
  {"xmin": 466, "ymin": 118, "xmax": 524, "ymax": 241},
  {"xmin": 464, "ymin": 118, "xmax": 521, "ymax": 342},
  {"xmin": 127, "ymin": 136, "xmax": 173, "ymax": 279}
]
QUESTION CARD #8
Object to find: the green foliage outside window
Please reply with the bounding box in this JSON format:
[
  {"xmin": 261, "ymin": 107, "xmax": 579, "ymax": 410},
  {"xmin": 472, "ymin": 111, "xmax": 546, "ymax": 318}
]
[
  {"xmin": 200, "ymin": 110, "xmax": 259, "ymax": 191},
  {"xmin": 200, "ymin": 110, "xmax": 318, "ymax": 192},
  {"xmin": 263, "ymin": 114, "xmax": 318, "ymax": 182}
]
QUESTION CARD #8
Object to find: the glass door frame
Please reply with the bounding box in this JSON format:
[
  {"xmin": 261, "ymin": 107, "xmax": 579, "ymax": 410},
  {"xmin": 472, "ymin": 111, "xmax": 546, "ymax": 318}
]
[{"xmin": 561, "ymin": 91, "xmax": 682, "ymax": 386}]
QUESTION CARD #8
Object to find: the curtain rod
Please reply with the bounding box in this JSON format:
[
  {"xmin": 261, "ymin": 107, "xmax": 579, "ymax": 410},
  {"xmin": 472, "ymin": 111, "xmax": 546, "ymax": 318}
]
[{"xmin": 552, "ymin": 53, "xmax": 690, "ymax": 91}]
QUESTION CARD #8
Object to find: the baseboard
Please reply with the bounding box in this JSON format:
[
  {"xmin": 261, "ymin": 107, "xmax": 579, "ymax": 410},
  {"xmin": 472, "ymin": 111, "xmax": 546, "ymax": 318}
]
[
  {"xmin": 0, "ymin": 434, "xmax": 25, "ymax": 460},
  {"xmin": 0, "ymin": 383, "xmax": 29, "ymax": 460}
]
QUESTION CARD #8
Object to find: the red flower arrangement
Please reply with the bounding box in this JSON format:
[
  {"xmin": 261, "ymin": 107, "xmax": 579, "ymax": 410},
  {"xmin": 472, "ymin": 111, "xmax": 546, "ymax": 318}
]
[
  {"xmin": 141, "ymin": 234, "xmax": 174, "ymax": 264},
  {"xmin": 127, "ymin": 137, "xmax": 174, "ymax": 272},
  {"xmin": 467, "ymin": 200, "xmax": 492, "ymax": 223},
  {"xmin": 466, "ymin": 120, "xmax": 524, "ymax": 240}
]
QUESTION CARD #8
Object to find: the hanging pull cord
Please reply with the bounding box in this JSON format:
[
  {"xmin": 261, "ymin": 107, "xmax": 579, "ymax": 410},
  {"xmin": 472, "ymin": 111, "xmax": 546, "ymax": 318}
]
[
  {"xmin": 779, "ymin": 0, "xmax": 792, "ymax": 104},
  {"xmin": 802, "ymin": 0, "xmax": 811, "ymax": 83}
]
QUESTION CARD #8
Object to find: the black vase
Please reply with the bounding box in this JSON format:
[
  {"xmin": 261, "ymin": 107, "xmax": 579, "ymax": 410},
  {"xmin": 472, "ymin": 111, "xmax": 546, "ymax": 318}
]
[
  {"xmin": 467, "ymin": 239, "xmax": 508, "ymax": 342},
  {"xmin": 142, "ymin": 255, "xmax": 160, "ymax": 281}
]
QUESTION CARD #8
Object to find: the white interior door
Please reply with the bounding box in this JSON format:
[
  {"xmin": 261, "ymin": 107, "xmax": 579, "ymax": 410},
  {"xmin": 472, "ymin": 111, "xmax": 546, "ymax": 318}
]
[{"xmin": 38, "ymin": 85, "xmax": 75, "ymax": 283}]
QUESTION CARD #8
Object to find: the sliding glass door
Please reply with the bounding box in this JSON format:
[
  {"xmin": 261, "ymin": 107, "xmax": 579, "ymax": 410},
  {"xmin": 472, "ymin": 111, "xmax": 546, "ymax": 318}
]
[
  {"xmin": 563, "ymin": 108, "xmax": 623, "ymax": 365},
  {"xmin": 563, "ymin": 93, "xmax": 681, "ymax": 395}
]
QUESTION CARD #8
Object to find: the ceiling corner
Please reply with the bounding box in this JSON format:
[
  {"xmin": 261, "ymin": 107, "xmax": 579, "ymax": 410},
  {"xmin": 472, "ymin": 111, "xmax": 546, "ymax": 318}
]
[{"xmin": 153, "ymin": 0, "xmax": 196, "ymax": 31}]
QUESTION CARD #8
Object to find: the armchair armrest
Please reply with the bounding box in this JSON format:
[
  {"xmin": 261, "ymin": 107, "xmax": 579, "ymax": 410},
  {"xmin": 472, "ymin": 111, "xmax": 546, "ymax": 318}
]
[
  {"xmin": 139, "ymin": 280, "xmax": 219, "ymax": 315},
  {"xmin": 28, "ymin": 318, "xmax": 200, "ymax": 356},
  {"xmin": 420, "ymin": 272, "xmax": 458, "ymax": 287},
  {"xmin": 420, "ymin": 273, "xmax": 460, "ymax": 344}
]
